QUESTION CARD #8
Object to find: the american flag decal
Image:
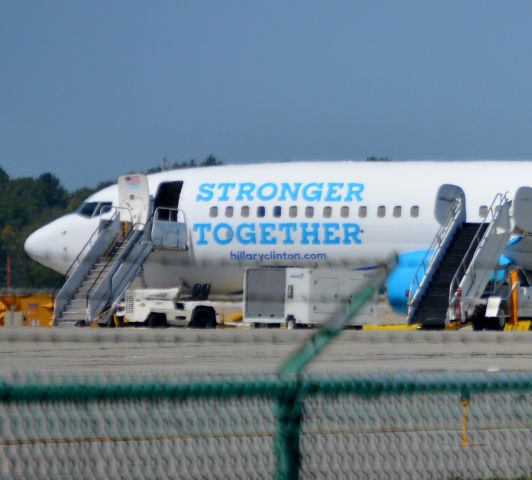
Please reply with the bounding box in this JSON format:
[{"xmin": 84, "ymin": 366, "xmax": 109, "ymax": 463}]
[
  {"xmin": 124, "ymin": 175, "xmax": 141, "ymax": 191},
  {"xmin": 125, "ymin": 175, "xmax": 140, "ymax": 185}
]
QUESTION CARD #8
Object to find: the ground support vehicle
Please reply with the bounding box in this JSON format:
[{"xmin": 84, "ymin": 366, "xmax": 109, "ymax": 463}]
[
  {"xmin": 243, "ymin": 267, "xmax": 380, "ymax": 328},
  {"xmin": 122, "ymin": 288, "xmax": 241, "ymax": 328},
  {"xmin": 471, "ymin": 268, "xmax": 532, "ymax": 331}
]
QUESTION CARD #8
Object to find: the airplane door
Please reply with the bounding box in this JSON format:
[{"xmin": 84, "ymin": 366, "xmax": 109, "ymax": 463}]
[
  {"xmin": 514, "ymin": 186, "xmax": 532, "ymax": 234},
  {"xmin": 151, "ymin": 181, "xmax": 187, "ymax": 249},
  {"xmin": 154, "ymin": 181, "xmax": 183, "ymax": 212},
  {"xmin": 434, "ymin": 184, "xmax": 466, "ymax": 225},
  {"xmin": 118, "ymin": 174, "xmax": 150, "ymax": 229}
]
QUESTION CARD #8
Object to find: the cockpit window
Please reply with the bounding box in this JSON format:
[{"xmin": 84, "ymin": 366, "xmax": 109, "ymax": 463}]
[
  {"xmin": 77, "ymin": 202, "xmax": 97, "ymax": 218},
  {"xmin": 94, "ymin": 202, "xmax": 112, "ymax": 216},
  {"xmin": 76, "ymin": 202, "xmax": 113, "ymax": 218}
]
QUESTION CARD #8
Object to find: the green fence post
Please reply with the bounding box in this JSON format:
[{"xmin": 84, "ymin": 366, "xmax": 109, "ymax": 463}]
[{"xmin": 275, "ymin": 380, "xmax": 302, "ymax": 480}]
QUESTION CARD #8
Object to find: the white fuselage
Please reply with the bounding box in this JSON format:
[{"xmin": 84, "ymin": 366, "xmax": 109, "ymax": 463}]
[{"xmin": 25, "ymin": 161, "xmax": 532, "ymax": 294}]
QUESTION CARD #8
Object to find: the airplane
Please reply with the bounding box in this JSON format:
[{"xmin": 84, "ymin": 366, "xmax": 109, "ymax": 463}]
[{"xmin": 24, "ymin": 160, "xmax": 532, "ymax": 316}]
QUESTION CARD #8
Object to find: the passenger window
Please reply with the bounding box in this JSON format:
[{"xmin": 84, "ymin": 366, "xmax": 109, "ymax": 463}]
[
  {"xmin": 479, "ymin": 205, "xmax": 488, "ymax": 218},
  {"xmin": 273, "ymin": 206, "xmax": 282, "ymax": 218},
  {"xmin": 377, "ymin": 206, "xmax": 386, "ymax": 218},
  {"xmin": 358, "ymin": 206, "xmax": 367, "ymax": 218},
  {"xmin": 340, "ymin": 206, "xmax": 349, "ymax": 218},
  {"xmin": 323, "ymin": 206, "xmax": 332, "ymax": 218},
  {"xmin": 393, "ymin": 206, "xmax": 401, "ymax": 218},
  {"xmin": 410, "ymin": 206, "xmax": 419, "ymax": 218},
  {"xmin": 241, "ymin": 206, "xmax": 250, "ymax": 217},
  {"xmin": 209, "ymin": 206, "xmax": 218, "ymax": 218},
  {"xmin": 289, "ymin": 206, "xmax": 298, "ymax": 218},
  {"xmin": 225, "ymin": 206, "xmax": 234, "ymax": 218},
  {"xmin": 305, "ymin": 206, "xmax": 314, "ymax": 218},
  {"xmin": 257, "ymin": 206, "xmax": 266, "ymax": 218}
]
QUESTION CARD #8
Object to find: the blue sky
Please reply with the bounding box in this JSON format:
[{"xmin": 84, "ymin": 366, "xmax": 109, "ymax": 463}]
[{"xmin": 1, "ymin": 1, "xmax": 531, "ymax": 190}]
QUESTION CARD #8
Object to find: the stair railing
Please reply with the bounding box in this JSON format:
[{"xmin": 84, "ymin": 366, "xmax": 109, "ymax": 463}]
[
  {"xmin": 53, "ymin": 212, "xmax": 123, "ymax": 324},
  {"xmin": 100, "ymin": 231, "xmax": 155, "ymax": 324},
  {"xmin": 84, "ymin": 223, "xmax": 139, "ymax": 299},
  {"xmin": 53, "ymin": 207, "xmax": 133, "ymax": 290},
  {"xmin": 85, "ymin": 212, "xmax": 157, "ymax": 323},
  {"xmin": 151, "ymin": 207, "xmax": 188, "ymax": 249},
  {"xmin": 84, "ymin": 214, "xmax": 150, "ymax": 302},
  {"xmin": 52, "ymin": 211, "xmax": 118, "ymax": 298},
  {"xmin": 53, "ymin": 207, "xmax": 136, "ymax": 323},
  {"xmin": 406, "ymin": 195, "xmax": 465, "ymax": 323},
  {"xmin": 447, "ymin": 192, "xmax": 510, "ymax": 321},
  {"xmin": 72, "ymin": 206, "xmax": 136, "ymax": 300}
]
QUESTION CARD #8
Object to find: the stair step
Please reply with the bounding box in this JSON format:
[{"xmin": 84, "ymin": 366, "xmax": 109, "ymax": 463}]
[
  {"xmin": 58, "ymin": 314, "xmax": 85, "ymax": 321},
  {"xmin": 55, "ymin": 321, "xmax": 80, "ymax": 327},
  {"xmin": 68, "ymin": 299, "xmax": 87, "ymax": 307},
  {"xmin": 60, "ymin": 308, "xmax": 86, "ymax": 314},
  {"xmin": 415, "ymin": 312, "xmax": 446, "ymax": 319},
  {"xmin": 417, "ymin": 307, "xmax": 448, "ymax": 314},
  {"xmin": 417, "ymin": 303, "xmax": 448, "ymax": 310},
  {"xmin": 416, "ymin": 310, "xmax": 447, "ymax": 316}
]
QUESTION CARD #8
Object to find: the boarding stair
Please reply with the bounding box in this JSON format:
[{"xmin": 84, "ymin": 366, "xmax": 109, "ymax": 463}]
[
  {"xmin": 446, "ymin": 193, "xmax": 512, "ymax": 324},
  {"xmin": 407, "ymin": 192, "xmax": 512, "ymax": 327},
  {"xmin": 54, "ymin": 212, "xmax": 154, "ymax": 326}
]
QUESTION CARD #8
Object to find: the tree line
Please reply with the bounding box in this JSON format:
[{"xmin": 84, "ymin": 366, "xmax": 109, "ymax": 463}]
[{"xmin": 0, "ymin": 155, "xmax": 223, "ymax": 290}]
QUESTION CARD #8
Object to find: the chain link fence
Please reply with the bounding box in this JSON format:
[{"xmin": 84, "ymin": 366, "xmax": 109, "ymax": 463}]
[{"xmin": 0, "ymin": 371, "xmax": 530, "ymax": 479}]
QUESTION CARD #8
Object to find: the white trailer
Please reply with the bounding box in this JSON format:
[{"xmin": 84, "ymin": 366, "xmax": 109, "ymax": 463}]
[
  {"xmin": 243, "ymin": 267, "xmax": 379, "ymax": 328},
  {"xmin": 123, "ymin": 288, "xmax": 242, "ymax": 328}
]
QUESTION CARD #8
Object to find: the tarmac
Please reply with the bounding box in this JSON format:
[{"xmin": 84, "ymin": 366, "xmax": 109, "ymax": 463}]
[{"xmin": 0, "ymin": 328, "xmax": 530, "ymax": 374}]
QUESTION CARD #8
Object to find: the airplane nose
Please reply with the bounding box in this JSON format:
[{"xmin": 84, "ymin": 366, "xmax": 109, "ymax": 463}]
[
  {"xmin": 24, "ymin": 219, "xmax": 71, "ymax": 274},
  {"xmin": 24, "ymin": 213, "xmax": 98, "ymax": 275},
  {"xmin": 24, "ymin": 226, "xmax": 56, "ymax": 264}
]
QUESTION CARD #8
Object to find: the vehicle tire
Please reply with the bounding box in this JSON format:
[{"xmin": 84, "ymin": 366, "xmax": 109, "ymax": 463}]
[
  {"xmin": 190, "ymin": 307, "xmax": 216, "ymax": 329},
  {"xmin": 472, "ymin": 316, "xmax": 484, "ymax": 331},
  {"xmin": 471, "ymin": 305, "xmax": 487, "ymax": 332},
  {"xmin": 146, "ymin": 312, "xmax": 167, "ymax": 328},
  {"xmin": 205, "ymin": 309, "xmax": 217, "ymax": 329},
  {"xmin": 286, "ymin": 317, "xmax": 296, "ymax": 330},
  {"xmin": 492, "ymin": 306, "xmax": 507, "ymax": 331}
]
